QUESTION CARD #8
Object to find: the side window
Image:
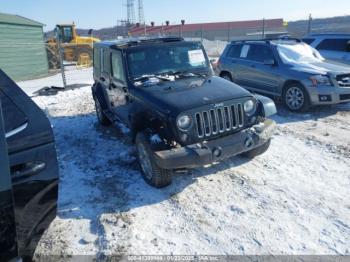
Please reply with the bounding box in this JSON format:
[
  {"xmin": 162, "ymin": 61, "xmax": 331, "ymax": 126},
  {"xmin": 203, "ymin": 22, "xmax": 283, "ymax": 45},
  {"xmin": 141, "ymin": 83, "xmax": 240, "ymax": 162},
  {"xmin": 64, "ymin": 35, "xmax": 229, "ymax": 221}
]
[
  {"xmin": 247, "ymin": 44, "xmax": 274, "ymax": 63},
  {"xmin": 93, "ymin": 47, "xmax": 101, "ymax": 71},
  {"xmin": 111, "ymin": 51, "xmax": 126, "ymax": 83},
  {"xmin": 0, "ymin": 90, "xmax": 27, "ymax": 134},
  {"xmin": 316, "ymin": 39, "xmax": 350, "ymax": 52},
  {"xmin": 102, "ymin": 49, "xmax": 110, "ymax": 74},
  {"xmin": 240, "ymin": 45, "xmax": 250, "ymax": 59},
  {"xmin": 227, "ymin": 44, "xmax": 242, "ymax": 59}
]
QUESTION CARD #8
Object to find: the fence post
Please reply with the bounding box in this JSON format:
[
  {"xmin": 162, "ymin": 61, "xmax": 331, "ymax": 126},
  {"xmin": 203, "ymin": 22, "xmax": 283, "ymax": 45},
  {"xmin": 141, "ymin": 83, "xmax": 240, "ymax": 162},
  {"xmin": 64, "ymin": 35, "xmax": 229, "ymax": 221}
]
[
  {"xmin": 201, "ymin": 25, "xmax": 203, "ymax": 43},
  {"xmin": 262, "ymin": 18, "xmax": 265, "ymax": 39},
  {"xmin": 227, "ymin": 22, "xmax": 230, "ymax": 42}
]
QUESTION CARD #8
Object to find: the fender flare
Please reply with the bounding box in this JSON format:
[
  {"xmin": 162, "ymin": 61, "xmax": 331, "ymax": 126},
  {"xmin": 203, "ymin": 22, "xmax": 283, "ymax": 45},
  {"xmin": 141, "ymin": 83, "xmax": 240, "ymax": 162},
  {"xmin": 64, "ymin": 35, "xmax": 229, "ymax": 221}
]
[{"xmin": 254, "ymin": 94, "xmax": 277, "ymax": 117}]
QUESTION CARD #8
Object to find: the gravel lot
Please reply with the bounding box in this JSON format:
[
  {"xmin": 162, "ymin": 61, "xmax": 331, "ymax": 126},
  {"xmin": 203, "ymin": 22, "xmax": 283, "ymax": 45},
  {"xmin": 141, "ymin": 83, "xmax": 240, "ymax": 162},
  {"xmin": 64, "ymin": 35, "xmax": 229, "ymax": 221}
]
[{"xmin": 18, "ymin": 68, "xmax": 350, "ymax": 259}]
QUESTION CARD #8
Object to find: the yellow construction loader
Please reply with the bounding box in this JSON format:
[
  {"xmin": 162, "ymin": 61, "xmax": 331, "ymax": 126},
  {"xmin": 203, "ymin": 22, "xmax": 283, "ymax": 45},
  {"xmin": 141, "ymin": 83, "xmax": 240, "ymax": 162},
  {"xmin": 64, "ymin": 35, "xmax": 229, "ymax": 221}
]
[{"xmin": 46, "ymin": 23, "xmax": 100, "ymax": 69}]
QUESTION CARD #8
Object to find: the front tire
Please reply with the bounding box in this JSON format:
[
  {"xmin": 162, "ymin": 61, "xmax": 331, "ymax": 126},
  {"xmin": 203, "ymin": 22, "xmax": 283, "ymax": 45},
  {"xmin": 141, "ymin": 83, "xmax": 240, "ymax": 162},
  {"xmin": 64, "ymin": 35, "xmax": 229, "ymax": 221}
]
[
  {"xmin": 283, "ymin": 83, "xmax": 310, "ymax": 112},
  {"xmin": 220, "ymin": 72, "xmax": 233, "ymax": 82},
  {"xmin": 136, "ymin": 132, "xmax": 173, "ymax": 188},
  {"xmin": 242, "ymin": 139, "xmax": 271, "ymax": 158}
]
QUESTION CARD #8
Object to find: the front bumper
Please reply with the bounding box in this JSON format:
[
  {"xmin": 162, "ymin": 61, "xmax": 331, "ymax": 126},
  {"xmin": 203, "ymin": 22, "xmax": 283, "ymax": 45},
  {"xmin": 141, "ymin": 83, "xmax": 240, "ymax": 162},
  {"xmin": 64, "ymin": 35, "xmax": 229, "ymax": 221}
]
[
  {"xmin": 307, "ymin": 84, "xmax": 350, "ymax": 105},
  {"xmin": 154, "ymin": 119, "xmax": 276, "ymax": 169}
]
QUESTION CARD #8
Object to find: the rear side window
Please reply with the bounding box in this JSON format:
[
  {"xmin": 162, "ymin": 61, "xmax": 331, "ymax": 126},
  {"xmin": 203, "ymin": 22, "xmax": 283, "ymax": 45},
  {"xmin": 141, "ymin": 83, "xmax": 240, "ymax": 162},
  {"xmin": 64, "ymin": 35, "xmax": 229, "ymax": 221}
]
[
  {"xmin": 111, "ymin": 51, "xmax": 126, "ymax": 83},
  {"xmin": 302, "ymin": 38, "xmax": 315, "ymax": 45},
  {"xmin": 227, "ymin": 44, "xmax": 242, "ymax": 58},
  {"xmin": 93, "ymin": 47, "xmax": 101, "ymax": 71},
  {"xmin": 246, "ymin": 44, "xmax": 274, "ymax": 62},
  {"xmin": 316, "ymin": 38, "xmax": 350, "ymax": 52},
  {"xmin": 103, "ymin": 49, "xmax": 110, "ymax": 73},
  {"xmin": 0, "ymin": 90, "xmax": 27, "ymax": 134}
]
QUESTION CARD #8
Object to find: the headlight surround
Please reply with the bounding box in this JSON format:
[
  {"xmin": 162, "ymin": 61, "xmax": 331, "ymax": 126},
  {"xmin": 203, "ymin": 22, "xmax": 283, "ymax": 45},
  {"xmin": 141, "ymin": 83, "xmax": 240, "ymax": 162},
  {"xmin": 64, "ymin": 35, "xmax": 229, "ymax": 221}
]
[
  {"xmin": 310, "ymin": 75, "xmax": 332, "ymax": 86},
  {"xmin": 244, "ymin": 99, "xmax": 256, "ymax": 115},
  {"xmin": 177, "ymin": 115, "xmax": 192, "ymax": 131}
]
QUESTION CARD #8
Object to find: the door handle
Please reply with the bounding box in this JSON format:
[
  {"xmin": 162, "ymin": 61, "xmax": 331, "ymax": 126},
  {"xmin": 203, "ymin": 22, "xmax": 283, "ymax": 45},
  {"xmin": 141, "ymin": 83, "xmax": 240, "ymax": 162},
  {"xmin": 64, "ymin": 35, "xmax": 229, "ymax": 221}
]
[
  {"xmin": 122, "ymin": 86, "xmax": 128, "ymax": 92},
  {"xmin": 110, "ymin": 83, "xmax": 117, "ymax": 89},
  {"xmin": 12, "ymin": 162, "xmax": 46, "ymax": 182},
  {"xmin": 100, "ymin": 77, "xmax": 106, "ymax": 82}
]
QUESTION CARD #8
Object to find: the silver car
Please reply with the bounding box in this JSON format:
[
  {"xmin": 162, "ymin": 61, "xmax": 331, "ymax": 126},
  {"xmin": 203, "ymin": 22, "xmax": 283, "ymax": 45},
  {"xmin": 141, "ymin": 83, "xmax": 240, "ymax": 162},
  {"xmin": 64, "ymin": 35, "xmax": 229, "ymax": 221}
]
[
  {"xmin": 303, "ymin": 34, "xmax": 350, "ymax": 65},
  {"xmin": 217, "ymin": 39, "xmax": 350, "ymax": 112}
]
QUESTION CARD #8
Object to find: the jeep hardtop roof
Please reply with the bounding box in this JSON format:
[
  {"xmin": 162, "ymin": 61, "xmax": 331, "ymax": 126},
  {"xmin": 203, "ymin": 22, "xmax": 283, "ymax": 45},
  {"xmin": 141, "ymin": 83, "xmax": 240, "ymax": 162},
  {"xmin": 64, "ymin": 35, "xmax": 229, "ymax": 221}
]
[{"xmin": 94, "ymin": 36, "xmax": 185, "ymax": 49}]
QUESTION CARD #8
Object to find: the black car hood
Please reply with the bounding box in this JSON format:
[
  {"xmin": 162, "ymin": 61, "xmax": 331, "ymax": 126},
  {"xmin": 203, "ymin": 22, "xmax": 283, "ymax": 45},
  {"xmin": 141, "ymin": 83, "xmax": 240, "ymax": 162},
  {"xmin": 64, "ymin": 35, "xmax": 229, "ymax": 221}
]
[
  {"xmin": 132, "ymin": 76, "xmax": 251, "ymax": 114},
  {"xmin": 290, "ymin": 60, "xmax": 350, "ymax": 75}
]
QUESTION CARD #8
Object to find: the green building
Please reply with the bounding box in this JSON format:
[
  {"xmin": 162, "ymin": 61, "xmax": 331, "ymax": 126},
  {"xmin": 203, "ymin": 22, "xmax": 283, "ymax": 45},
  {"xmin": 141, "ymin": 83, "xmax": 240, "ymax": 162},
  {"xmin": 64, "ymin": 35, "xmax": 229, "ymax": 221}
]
[{"xmin": 0, "ymin": 13, "xmax": 48, "ymax": 81}]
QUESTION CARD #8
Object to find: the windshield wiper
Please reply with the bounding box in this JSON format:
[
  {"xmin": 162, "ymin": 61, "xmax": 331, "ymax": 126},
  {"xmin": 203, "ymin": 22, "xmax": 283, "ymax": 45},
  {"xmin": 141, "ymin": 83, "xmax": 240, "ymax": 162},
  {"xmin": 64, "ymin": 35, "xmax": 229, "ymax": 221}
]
[
  {"xmin": 161, "ymin": 70, "xmax": 208, "ymax": 78},
  {"xmin": 133, "ymin": 74, "xmax": 172, "ymax": 83}
]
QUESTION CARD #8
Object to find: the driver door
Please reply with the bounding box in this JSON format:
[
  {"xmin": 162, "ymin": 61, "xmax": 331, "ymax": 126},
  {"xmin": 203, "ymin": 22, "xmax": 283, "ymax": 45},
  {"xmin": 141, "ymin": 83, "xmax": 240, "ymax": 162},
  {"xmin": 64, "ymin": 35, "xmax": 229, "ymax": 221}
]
[
  {"xmin": 110, "ymin": 50, "xmax": 130, "ymax": 124},
  {"xmin": 0, "ymin": 100, "xmax": 17, "ymax": 262}
]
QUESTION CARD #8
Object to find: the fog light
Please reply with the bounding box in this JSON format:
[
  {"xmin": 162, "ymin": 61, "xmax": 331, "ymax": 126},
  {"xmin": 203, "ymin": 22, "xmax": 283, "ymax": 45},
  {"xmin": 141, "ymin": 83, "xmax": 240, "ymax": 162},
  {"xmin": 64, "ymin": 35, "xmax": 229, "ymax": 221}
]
[{"xmin": 319, "ymin": 95, "xmax": 331, "ymax": 102}]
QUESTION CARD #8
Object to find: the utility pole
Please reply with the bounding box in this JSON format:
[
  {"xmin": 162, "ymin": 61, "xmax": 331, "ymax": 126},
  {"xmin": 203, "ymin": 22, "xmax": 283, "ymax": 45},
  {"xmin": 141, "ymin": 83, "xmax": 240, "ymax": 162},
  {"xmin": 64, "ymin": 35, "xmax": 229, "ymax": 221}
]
[
  {"xmin": 127, "ymin": 0, "xmax": 136, "ymax": 26},
  {"xmin": 138, "ymin": 0, "xmax": 145, "ymax": 25},
  {"xmin": 55, "ymin": 27, "xmax": 67, "ymax": 88},
  {"xmin": 307, "ymin": 14, "xmax": 312, "ymax": 35}
]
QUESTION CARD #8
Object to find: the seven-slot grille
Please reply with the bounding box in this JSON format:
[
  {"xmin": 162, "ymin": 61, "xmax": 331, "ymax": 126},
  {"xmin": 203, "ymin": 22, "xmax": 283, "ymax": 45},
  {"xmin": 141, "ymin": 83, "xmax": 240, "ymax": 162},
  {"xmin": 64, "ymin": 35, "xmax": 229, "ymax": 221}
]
[
  {"xmin": 336, "ymin": 74, "xmax": 350, "ymax": 87},
  {"xmin": 195, "ymin": 103, "xmax": 244, "ymax": 138}
]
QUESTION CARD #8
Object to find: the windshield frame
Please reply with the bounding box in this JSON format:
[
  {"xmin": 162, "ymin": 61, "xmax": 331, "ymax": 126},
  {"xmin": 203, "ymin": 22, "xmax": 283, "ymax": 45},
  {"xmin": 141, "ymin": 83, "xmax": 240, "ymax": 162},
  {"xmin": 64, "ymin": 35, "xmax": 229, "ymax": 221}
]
[
  {"xmin": 125, "ymin": 41, "xmax": 211, "ymax": 82},
  {"xmin": 275, "ymin": 42, "xmax": 325, "ymax": 64}
]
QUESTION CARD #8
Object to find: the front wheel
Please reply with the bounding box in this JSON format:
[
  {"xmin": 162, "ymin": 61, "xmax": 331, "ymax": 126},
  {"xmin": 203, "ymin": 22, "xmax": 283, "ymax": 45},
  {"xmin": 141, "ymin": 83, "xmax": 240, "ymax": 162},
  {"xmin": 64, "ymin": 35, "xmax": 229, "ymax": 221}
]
[
  {"xmin": 242, "ymin": 139, "xmax": 271, "ymax": 159},
  {"xmin": 283, "ymin": 83, "xmax": 310, "ymax": 112},
  {"xmin": 220, "ymin": 72, "xmax": 233, "ymax": 82},
  {"xmin": 136, "ymin": 132, "xmax": 173, "ymax": 188}
]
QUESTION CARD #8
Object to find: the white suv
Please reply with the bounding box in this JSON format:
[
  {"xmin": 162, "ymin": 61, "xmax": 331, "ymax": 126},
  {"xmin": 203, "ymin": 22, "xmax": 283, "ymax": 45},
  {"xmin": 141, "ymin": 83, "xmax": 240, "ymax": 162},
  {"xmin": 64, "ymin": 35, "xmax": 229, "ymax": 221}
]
[{"xmin": 303, "ymin": 34, "xmax": 350, "ymax": 64}]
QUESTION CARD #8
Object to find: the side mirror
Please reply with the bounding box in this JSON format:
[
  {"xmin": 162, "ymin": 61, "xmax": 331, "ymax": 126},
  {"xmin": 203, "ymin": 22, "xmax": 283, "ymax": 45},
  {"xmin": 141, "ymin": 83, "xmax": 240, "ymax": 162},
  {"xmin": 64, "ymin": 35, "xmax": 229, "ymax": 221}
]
[{"xmin": 264, "ymin": 59, "xmax": 276, "ymax": 66}]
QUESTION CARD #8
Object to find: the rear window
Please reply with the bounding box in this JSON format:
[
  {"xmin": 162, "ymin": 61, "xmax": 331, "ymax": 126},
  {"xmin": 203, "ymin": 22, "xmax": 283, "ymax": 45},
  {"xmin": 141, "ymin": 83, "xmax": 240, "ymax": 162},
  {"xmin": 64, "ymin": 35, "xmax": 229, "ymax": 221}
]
[
  {"xmin": 316, "ymin": 38, "xmax": 350, "ymax": 52},
  {"xmin": 302, "ymin": 38, "xmax": 315, "ymax": 45}
]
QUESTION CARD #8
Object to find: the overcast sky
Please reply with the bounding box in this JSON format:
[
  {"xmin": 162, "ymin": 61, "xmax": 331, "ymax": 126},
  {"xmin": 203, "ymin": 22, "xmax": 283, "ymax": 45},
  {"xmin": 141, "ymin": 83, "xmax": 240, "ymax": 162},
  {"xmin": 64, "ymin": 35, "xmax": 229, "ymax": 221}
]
[{"xmin": 1, "ymin": 0, "xmax": 349, "ymax": 30}]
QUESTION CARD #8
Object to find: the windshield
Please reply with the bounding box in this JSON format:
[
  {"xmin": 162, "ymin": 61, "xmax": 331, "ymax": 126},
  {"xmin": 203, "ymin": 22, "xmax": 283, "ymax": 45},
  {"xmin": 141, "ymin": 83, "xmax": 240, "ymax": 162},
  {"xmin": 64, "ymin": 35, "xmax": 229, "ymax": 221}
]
[
  {"xmin": 276, "ymin": 42, "xmax": 325, "ymax": 64},
  {"xmin": 126, "ymin": 42, "xmax": 210, "ymax": 80}
]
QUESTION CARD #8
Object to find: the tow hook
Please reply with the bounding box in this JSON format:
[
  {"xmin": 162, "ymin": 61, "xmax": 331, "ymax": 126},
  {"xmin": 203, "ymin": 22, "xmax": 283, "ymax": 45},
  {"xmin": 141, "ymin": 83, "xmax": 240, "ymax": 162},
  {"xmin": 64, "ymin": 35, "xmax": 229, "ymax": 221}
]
[{"xmin": 244, "ymin": 135, "xmax": 254, "ymax": 149}]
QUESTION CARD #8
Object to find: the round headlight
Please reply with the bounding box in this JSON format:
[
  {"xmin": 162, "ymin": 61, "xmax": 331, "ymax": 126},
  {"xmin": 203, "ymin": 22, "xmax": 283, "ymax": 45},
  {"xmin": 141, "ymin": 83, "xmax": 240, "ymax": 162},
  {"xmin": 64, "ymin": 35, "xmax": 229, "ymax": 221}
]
[
  {"xmin": 177, "ymin": 115, "xmax": 192, "ymax": 131},
  {"xmin": 244, "ymin": 100, "xmax": 256, "ymax": 115}
]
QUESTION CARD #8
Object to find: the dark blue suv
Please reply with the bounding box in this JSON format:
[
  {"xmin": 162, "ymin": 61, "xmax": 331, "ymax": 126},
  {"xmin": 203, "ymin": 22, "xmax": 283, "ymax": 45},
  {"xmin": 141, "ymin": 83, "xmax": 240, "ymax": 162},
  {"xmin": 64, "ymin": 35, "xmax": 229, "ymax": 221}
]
[{"xmin": 217, "ymin": 39, "xmax": 350, "ymax": 112}]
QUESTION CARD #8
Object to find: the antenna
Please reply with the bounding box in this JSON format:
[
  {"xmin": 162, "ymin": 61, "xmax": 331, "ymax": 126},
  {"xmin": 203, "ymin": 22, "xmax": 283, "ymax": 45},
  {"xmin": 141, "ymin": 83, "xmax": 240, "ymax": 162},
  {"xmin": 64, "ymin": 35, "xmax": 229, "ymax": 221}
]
[
  {"xmin": 138, "ymin": 0, "xmax": 145, "ymax": 24},
  {"xmin": 127, "ymin": 0, "xmax": 136, "ymax": 26}
]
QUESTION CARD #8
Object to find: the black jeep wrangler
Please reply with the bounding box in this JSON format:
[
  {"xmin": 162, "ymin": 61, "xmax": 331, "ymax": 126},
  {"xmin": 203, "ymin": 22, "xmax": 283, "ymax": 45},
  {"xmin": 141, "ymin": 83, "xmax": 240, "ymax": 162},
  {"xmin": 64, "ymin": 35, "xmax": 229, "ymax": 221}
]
[{"xmin": 92, "ymin": 37, "xmax": 276, "ymax": 188}]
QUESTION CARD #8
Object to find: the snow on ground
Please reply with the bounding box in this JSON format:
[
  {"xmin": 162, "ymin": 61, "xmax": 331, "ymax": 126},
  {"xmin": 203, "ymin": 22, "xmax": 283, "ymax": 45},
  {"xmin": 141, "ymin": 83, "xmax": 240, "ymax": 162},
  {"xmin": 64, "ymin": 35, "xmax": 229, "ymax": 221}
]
[{"xmin": 16, "ymin": 69, "xmax": 350, "ymax": 259}]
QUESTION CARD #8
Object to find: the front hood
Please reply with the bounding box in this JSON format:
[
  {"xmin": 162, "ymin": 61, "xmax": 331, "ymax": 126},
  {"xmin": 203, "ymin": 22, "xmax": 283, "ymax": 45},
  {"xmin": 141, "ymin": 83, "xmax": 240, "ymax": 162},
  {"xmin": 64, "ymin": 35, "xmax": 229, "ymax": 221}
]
[
  {"xmin": 132, "ymin": 76, "xmax": 251, "ymax": 114},
  {"xmin": 290, "ymin": 60, "xmax": 350, "ymax": 76}
]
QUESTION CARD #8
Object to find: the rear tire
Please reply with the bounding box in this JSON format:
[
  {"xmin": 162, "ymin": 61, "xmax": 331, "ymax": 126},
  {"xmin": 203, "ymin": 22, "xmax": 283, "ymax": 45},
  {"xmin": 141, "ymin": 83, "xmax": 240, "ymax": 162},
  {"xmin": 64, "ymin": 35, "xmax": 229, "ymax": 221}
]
[
  {"xmin": 136, "ymin": 132, "xmax": 173, "ymax": 188},
  {"xmin": 94, "ymin": 96, "xmax": 111, "ymax": 126},
  {"xmin": 220, "ymin": 72, "xmax": 233, "ymax": 82},
  {"xmin": 282, "ymin": 83, "xmax": 310, "ymax": 112},
  {"xmin": 242, "ymin": 139, "xmax": 271, "ymax": 158}
]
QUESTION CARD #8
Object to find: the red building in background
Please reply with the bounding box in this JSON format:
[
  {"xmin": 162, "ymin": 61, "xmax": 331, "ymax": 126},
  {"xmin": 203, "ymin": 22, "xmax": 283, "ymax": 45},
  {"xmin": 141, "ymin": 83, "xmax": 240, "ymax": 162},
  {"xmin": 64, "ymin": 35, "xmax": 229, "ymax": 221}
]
[{"xmin": 129, "ymin": 18, "xmax": 286, "ymax": 41}]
